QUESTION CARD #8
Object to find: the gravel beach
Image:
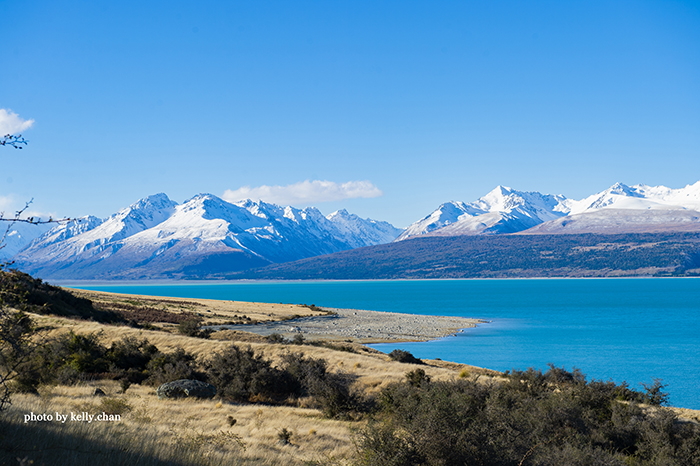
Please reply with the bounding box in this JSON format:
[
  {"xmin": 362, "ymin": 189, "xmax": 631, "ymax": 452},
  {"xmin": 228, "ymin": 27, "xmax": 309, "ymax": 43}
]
[
  {"xmin": 211, "ymin": 307, "xmax": 483, "ymax": 343},
  {"xmin": 67, "ymin": 288, "xmax": 482, "ymax": 344}
]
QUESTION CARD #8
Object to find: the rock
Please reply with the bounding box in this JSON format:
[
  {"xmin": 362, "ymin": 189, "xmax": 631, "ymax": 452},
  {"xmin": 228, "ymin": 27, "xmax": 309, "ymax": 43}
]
[
  {"xmin": 93, "ymin": 388, "xmax": 107, "ymax": 397},
  {"xmin": 156, "ymin": 379, "xmax": 217, "ymax": 400}
]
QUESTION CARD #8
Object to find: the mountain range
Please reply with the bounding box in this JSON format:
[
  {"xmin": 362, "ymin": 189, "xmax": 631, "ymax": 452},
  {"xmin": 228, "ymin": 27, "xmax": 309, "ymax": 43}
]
[
  {"xmin": 6, "ymin": 180, "xmax": 700, "ymax": 279},
  {"xmin": 398, "ymin": 181, "xmax": 700, "ymax": 239},
  {"xmin": 9, "ymin": 193, "xmax": 402, "ymax": 279}
]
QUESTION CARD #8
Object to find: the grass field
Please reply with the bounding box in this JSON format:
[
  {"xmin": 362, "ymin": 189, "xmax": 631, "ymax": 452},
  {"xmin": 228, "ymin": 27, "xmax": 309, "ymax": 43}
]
[{"xmin": 0, "ymin": 299, "xmax": 495, "ymax": 466}]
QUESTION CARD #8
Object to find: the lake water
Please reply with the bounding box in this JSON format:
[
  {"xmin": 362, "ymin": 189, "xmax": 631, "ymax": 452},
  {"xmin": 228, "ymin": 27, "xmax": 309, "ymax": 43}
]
[{"xmin": 65, "ymin": 278, "xmax": 700, "ymax": 409}]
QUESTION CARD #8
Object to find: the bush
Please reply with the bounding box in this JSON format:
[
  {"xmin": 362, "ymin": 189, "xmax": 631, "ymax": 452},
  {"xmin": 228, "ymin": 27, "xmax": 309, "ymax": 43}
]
[
  {"xmin": 203, "ymin": 345, "xmax": 285, "ymax": 403},
  {"xmin": 105, "ymin": 336, "xmax": 159, "ymax": 383},
  {"xmin": 266, "ymin": 333, "xmax": 286, "ymax": 344},
  {"xmin": 145, "ymin": 347, "xmax": 200, "ymax": 386},
  {"xmin": 277, "ymin": 428, "xmax": 293, "ymax": 445},
  {"xmin": 405, "ymin": 369, "xmax": 430, "ymax": 387},
  {"xmin": 642, "ymin": 378, "xmax": 670, "ymax": 406},
  {"xmin": 355, "ymin": 365, "xmax": 700, "ymax": 466},
  {"xmin": 388, "ymin": 349, "xmax": 423, "ymax": 365},
  {"xmin": 178, "ymin": 316, "xmax": 210, "ymax": 338},
  {"xmin": 18, "ymin": 332, "xmax": 198, "ymax": 390},
  {"xmin": 280, "ymin": 352, "xmax": 362, "ymax": 418}
]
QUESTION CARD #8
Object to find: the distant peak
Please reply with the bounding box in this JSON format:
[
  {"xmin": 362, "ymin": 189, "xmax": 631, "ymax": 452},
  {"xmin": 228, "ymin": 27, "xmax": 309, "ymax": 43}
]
[
  {"xmin": 132, "ymin": 193, "xmax": 175, "ymax": 206},
  {"xmin": 327, "ymin": 208, "xmax": 351, "ymax": 218},
  {"xmin": 608, "ymin": 182, "xmax": 631, "ymax": 194},
  {"xmin": 494, "ymin": 185, "xmax": 513, "ymax": 194}
]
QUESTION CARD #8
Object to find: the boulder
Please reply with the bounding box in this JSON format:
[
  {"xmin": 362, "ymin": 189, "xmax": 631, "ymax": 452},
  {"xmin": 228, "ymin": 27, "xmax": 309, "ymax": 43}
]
[{"xmin": 156, "ymin": 379, "xmax": 216, "ymax": 400}]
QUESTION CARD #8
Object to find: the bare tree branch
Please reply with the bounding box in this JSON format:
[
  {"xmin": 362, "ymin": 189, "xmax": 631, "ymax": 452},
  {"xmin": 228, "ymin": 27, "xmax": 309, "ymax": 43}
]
[
  {"xmin": 0, "ymin": 200, "xmax": 71, "ymax": 261},
  {"xmin": 0, "ymin": 134, "xmax": 28, "ymax": 149}
]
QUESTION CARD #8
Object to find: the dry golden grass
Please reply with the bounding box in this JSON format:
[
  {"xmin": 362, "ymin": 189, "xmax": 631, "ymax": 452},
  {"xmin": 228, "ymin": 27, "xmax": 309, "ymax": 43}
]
[
  {"xmin": 4, "ymin": 377, "xmax": 356, "ymax": 465},
  {"xmin": 5, "ymin": 309, "xmax": 497, "ymax": 465},
  {"xmin": 67, "ymin": 287, "xmax": 330, "ymax": 325}
]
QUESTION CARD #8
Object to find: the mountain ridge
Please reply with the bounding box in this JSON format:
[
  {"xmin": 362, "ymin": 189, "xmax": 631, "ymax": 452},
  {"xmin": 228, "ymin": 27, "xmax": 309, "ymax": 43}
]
[
  {"xmin": 399, "ymin": 181, "xmax": 700, "ymax": 240},
  {"xmin": 9, "ymin": 180, "xmax": 700, "ymax": 280},
  {"xmin": 11, "ymin": 193, "xmax": 402, "ymax": 279}
]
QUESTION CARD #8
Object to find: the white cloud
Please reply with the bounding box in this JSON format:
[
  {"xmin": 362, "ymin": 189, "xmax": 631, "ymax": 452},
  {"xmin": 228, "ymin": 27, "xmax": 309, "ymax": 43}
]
[
  {"xmin": 223, "ymin": 180, "xmax": 383, "ymax": 205},
  {"xmin": 0, "ymin": 109, "xmax": 35, "ymax": 135}
]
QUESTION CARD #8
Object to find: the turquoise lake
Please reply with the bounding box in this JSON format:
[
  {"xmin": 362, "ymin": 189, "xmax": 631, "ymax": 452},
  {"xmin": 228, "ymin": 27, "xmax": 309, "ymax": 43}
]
[{"xmin": 65, "ymin": 278, "xmax": 700, "ymax": 409}]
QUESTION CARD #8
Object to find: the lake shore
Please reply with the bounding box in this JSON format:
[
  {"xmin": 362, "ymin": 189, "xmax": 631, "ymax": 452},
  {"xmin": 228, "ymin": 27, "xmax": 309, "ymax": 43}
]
[
  {"xmin": 69, "ymin": 288, "xmax": 482, "ymax": 343},
  {"xmin": 211, "ymin": 307, "xmax": 483, "ymax": 343}
]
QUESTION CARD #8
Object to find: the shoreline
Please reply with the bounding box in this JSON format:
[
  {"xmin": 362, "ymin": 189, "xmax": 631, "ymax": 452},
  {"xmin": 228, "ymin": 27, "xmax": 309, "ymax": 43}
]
[
  {"xmin": 54, "ymin": 276, "xmax": 700, "ymax": 287},
  {"xmin": 68, "ymin": 288, "xmax": 483, "ymax": 344},
  {"xmin": 209, "ymin": 307, "xmax": 483, "ymax": 344}
]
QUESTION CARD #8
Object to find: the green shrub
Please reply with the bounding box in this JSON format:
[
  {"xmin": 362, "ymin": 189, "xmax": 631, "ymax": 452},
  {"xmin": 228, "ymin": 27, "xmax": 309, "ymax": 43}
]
[
  {"xmin": 178, "ymin": 316, "xmax": 210, "ymax": 338},
  {"xmin": 405, "ymin": 369, "xmax": 430, "ymax": 387},
  {"xmin": 105, "ymin": 336, "xmax": 159, "ymax": 383},
  {"xmin": 30, "ymin": 332, "xmax": 110, "ymax": 384},
  {"xmin": 204, "ymin": 345, "xmax": 285, "ymax": 403},
  {"xmin": 277, "ymin": 428, "xmax": 293, "ymax": 445},
  {"xmin": 355, "ymin": 365, "xmax": 700, "ymax": 466},
  {"xmin": 145, "ymin": 347, "xmax": 200, "ymax": 386},
  {"xmin": 280, "ymin": 352, "xmax": 363, "ymax": 418},
  {"xmin": 388, "ymin": 349, "xmax": 423, "ymax": 365},
  {"xmin": 642, "ymin": 378, "xmax": 670, "ymax": 406},
  {"xmin": 266, "ymin": 333, "xmax": 286, "ymax": 344}
]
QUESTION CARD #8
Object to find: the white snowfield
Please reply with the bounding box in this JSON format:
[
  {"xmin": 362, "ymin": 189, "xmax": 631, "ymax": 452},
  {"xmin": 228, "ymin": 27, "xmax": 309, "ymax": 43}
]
[{"xmin": 398, "ymin": 180, "xmax": 700, "ymax": 240}]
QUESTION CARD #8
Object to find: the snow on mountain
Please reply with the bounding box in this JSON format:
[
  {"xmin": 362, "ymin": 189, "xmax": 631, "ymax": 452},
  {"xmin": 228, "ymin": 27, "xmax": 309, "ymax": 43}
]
[
  {"xmin": 397, "ymin": 186, "xmax": 569, "ymax": 240},
  {"xmin": 16, "ymin": 216, "xmax": 104, "ymax": 258},
  {"xmin": 522, "ymin": 209, "xmax": 700, "ymax": 235},
  {"xmin": 326, "ymin": 209, "xmax": 403, "ymax": 248},
  {"xmin": 12, "ymin": 193, "xmax": 401, "ymax": 279},
  {"xmin": 399, "ymin": 181, "xmax": 700, "ymax": 240},
  {"xmin": 0, "ymin": 221, "xmax": 53, "ymax": 261},
  {"xmin": 524, "ymin": 181, "xmax": 700, "ymax": 234},
  {"xmin": 567, "ymin": 181, "xmax": 700, "ymax": 214},
  {"xmin": 14, "ymin": 194, "xmax": 177, "ymax": 265}
]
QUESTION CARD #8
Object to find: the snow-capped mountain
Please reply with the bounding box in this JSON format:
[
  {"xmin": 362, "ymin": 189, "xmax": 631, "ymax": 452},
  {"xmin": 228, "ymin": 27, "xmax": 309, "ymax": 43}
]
[
  {"xmin": 0, "ymin": 221, "xmax": 53, "ymax": 262},
  {"xmin": 399, "ymin": 181, "xmax": 700, "ymax": 240},
  {"xmin": 12, "ymin": 193, "xmax": 402, "ymax": 279},
  {"xmin": 525, "ymin": 181, "xmax": 700, "ymax": 234},
  {"xmin": 396, "ymin": 186, "xmax": 569, "ymax": 240},
  {"xmin": 326, "ymin": 209, "xmax": 402, "ymax": 248},
  {"xmin": 567, "ymin": 181, "xmax": 700, "ymax": 214}
]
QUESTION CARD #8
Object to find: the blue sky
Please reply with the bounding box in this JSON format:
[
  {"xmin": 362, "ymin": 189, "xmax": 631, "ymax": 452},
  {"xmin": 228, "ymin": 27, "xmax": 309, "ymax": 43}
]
[{"xmin": 1, "ymin": 0, "xmax": 699, "ymax": 228}]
